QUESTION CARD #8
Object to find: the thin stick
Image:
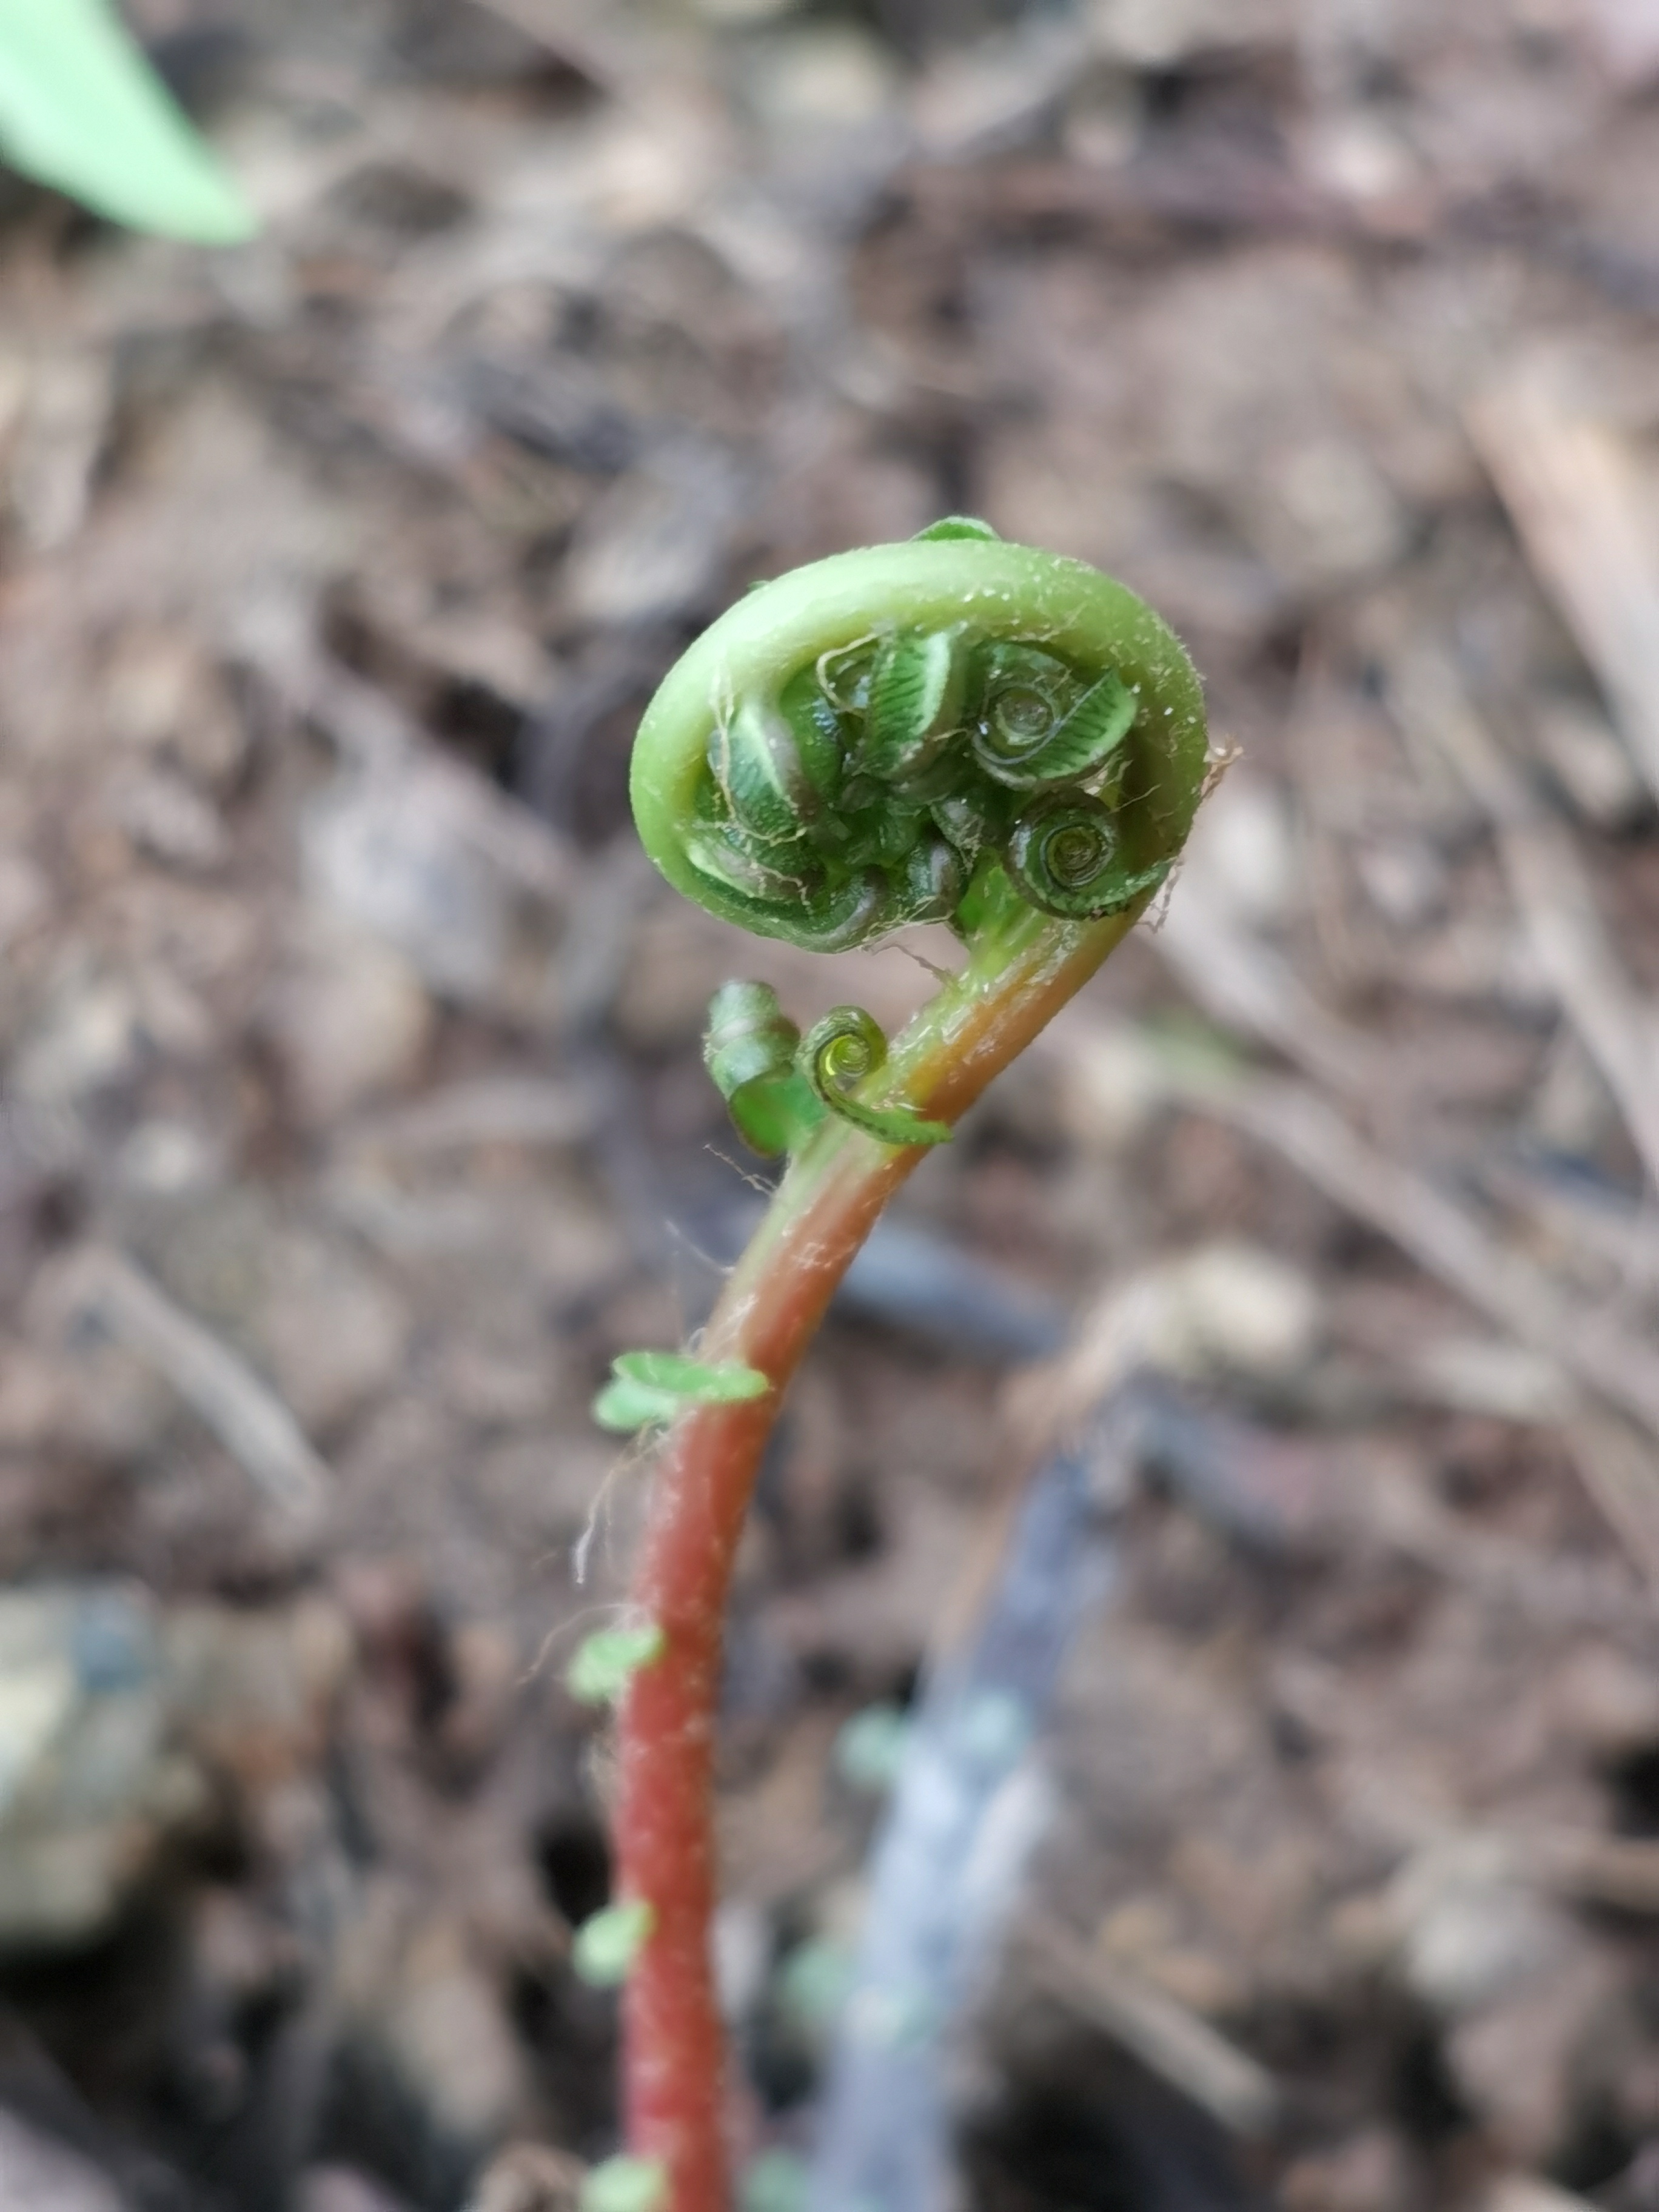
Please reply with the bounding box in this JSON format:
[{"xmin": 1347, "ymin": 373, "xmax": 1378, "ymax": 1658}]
[
  {"xmin": 60, "ymin": 1244, "xmax": 329, "ymax": 1526},
  {"xmin": 1167, "ymin": 1065, "xmax": 1659, "ymax": 1439}
]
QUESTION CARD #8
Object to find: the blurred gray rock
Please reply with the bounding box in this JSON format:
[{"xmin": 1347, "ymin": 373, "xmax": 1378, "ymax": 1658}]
[
  {"xmin": 298, "ymin": 2165, "xmax": 416, "ymax": 2212},
  {"xmin": 149, "ymin": 1190, "xmax": 411, "ymax": 1435},
  {"xmin": 0, "ymin": 2109, "xmax": 128, "ymax": 2212},
  {"xmin": 300, "ymin": 757, "xmax": 571, "ymax": 1030},
  {"xmin": 0, "ymin": 1584, "xmax": 354, "ymax": 1955},
  {"xmin": 260, "ymin": 914, "xmax": 435, "ymax": 1127},
  {"xmin": 106, "ymin": 767, "xmax": 230, "ymax": 875},
  {"xmin": 334, "ymin": 1883, "xmax": 531, "ymax": 2201},
  {"xmin": 561, "ymin": 440, "xmax": 747, "ymax": 628},
  {"xmin": 911, "ymin": 18, "xmax": 1089, "ymax": 159},
  {"xmin": 10, "ymin": 963, "xmax": 144, "ymax": 1111},
  {"xmin": 0, "ymin": 1584, "xmax": 204, "ymax": 1951}
]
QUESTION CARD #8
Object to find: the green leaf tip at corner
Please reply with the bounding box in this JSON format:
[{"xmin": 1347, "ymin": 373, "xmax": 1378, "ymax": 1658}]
[
  {"xmin": 566, "ymin": 1621, "xmax": 666, "ymax": 1705},
  {"xmin": 0, "ymin": 0, "xmax": 255, "ymax": 244},
  {"xmin": 592, "ymin": 1349, "xmax": 769, "ymax": 1433},
  {"xmin": 573, "ymin": 1898, "xmax": 655, "ymax": 1988},
  {"xmin": 580, "ymin": 2157, "xmax": 669, "ymax": 2212}
]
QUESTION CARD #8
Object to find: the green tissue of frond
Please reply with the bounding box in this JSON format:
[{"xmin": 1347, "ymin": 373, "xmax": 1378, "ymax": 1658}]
[
  {"xmin": 572, "ymin": 1898, "xmax": 654, "ymax": 1988},
  {"xmin": 581, "ymin": 2157, "xmax": 669, "ymax": 2212},
  {"xmin": 566, "ymin": 1621, "xmax": 666, "ymax": 1705},
  {"xmin": 0, "ymin": 0, "xmax": 255, "ymax": 242},
  {"xmin": 705, "ymin": 984, "xmax": 951, "ymax": 1155},
  {"xmin": 703, "ymin": 979, "xmax": 825, "ymax": 1157},
  {"xmin": 592, "ymin": 1349, "xmax": 769, "ymax": 1432},
  {"xmin": 912, "ymin": 515, "xmax": 1000, "ymax": 542},
  {"xmin": 800, "ymin": 1007, "xmax": 952, "ymax": 1148}
]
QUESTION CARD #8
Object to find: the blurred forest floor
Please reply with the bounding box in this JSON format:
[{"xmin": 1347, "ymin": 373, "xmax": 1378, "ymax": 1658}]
[{"xmin": 7, "ymin": 2, "xmax": 1659, "ymax": 2208}]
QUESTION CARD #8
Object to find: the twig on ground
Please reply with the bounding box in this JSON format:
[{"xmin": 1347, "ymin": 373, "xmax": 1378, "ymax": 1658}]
[
  {"xmin": 1016, "ymin": 1918, "xmax": 1281, "ymax": 2142},
  {"xmin": 808, "ymin": 1413, "xmax": 1114, "ymax": 2212},
  {"xmin": 1155, "ymin": 866, "xmax": 1381, "ymax": 1098},
  {"xmin": 1562, "ymin": 1410, "xmax": 1659, "ymax": 1596},
  {"xmin": 1051, "ymin": 1020, "xmax": 1659, "ymax": 1444},
  {"xmin": 1389, "ymin": 646, "xmax": 1659, "ymax": 1192},
  {"xmin": 58, "ymin": 1245, "xmax": 330, "ymax": 1528},
  {"xmin": 334, "ymin": 1075, "xmax": 597, "ymax": 1158},
  {"xmin": 1196, "ymin": 1070, "xmax": 1659, "ymax": 1437},
  {"xmin": 1480, "ymin": 2174, "xmax": 1599, "ymax": 2212}
]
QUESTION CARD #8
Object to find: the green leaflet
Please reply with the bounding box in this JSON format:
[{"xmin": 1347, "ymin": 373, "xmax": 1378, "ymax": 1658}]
[
  {"xmin": 815, "ymin": 638, "xmax": 876, "ymax": 715},
  {"xmin": 897, "ymin": 830, "xmax": 965, "ymax": 924},
  {"xmin": 740, "ymin": 2150, "xmax": 810, "ymax": 2212},
  {"xmin": 566, "ymin": 1621, "xmax": 666, "ymax": 1706},
  {"xmin": 0, "ymin": 0, "xmax": 254, "ymax": 242},
  {"xmin": 679, "ymin": 826, "xmax": 891, "ymax": 952},
  {"xmin": 775, "ymin": 1937, "xmax": 856, "ymax": 2031},
  {"xmin": 572, "ymin": 1898, "xmax": 655, "ymax": 1988},
  {"xmin": 703, "ymin": 980, "xmax": 825, "ymax": 1157},
  {"xmin": 711, "ymin": 698, "xmax": 821, "ymax": 847},
  {"xmin": 834, "ymin": 1701, "xmax": 911, "ymax": 1794},
  {"xmin": 860, "ymin": 627, "xmax": 968, "ymax": 790},
  {"xmin": 974, "ymin": 665, "xmax": 1137, "ymax": 791},
  {"xmin": 580, "ymin": 2157, "xmax": 669, "ymax": 2212},
  {"xmin": 592, "ymin": 1349, "xmax": 770, "ymax": 1433}
]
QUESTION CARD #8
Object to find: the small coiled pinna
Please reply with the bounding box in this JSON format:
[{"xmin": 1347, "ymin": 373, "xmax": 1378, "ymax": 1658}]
[
  {"xmin": 703, "ymin": 982, "xmax": 950, "ymax": 1156},
  {"xmin": 799, "ymin": 1007, "xmax": 951, "ymax": 1148}
]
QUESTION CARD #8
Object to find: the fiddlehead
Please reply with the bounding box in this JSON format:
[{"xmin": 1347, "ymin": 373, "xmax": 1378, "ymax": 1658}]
[
  {"xmin": 631, "ymin": 520, "xmax": 1207, "ymax": 962},
  {"xmin": 610, "ymin": 521, "xmax": 1208, "ymax": 2212}
]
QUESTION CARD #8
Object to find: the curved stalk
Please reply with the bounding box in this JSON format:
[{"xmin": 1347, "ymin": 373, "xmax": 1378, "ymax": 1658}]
[
  {"xmin": 616, "ymin": 900, "xmax": 1145, "ymax": 2208},
  {"xmin": 590, "ymin": 526, "xmax": 1208, "ymax": 2212}
]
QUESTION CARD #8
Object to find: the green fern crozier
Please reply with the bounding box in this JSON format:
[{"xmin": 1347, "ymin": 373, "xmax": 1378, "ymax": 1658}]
[
  {"xmin": 605, "ymin": 523, "xmax": 1208, "ymax": 2209},
  {"xmin": 631, "ymin": 518, "xmax": 1206, "ymax": 964},
  {"xmin": 631, "ymin": 520, "xmax": 1207, "ymax": 1156}
]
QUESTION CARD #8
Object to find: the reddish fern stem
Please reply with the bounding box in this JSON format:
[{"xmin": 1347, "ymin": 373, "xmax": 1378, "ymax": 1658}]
[{"xmin": 614, "ymin": 907, "xmax": 1138, "ymax": 2210}]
